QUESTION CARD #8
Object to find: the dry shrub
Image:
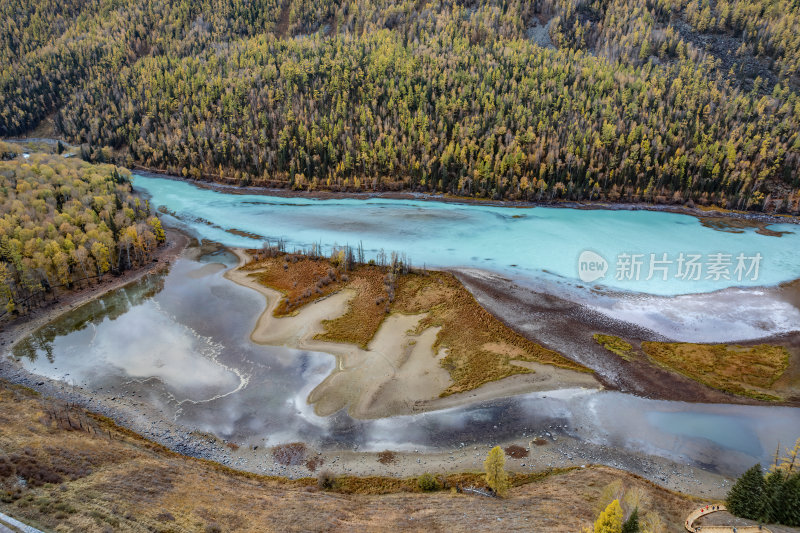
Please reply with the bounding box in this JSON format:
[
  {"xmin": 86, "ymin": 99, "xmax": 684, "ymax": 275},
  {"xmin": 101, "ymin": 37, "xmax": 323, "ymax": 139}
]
[
  {"xmin": 504, "ymin": 445, "xmax": 529, "ymax": 458},
  {"xmin": 317, "ymin": 470, "xmax": 336, "ymax": 490},
  {"xmin": 272, "ymin": 442, "xmax": 307, "ymax": 466},
  {"xmin": 332, "ymin": 475, "xmax": 410, "ymax": 494},
  {"xmin": 42, "ymin": 402, "xmax": 102, "ymax": 434},
  {"xmin": 254, "ymin": 256, "xmax": 345, "ymax": 316},
  {"xmin": 0, "ymin": 487, "xmax": 23, "ymax": 503},
  {"xmin": 5, "ymin": 450, "xmax": 62, "ymax": 486},
  {"xmin": 44, "ymin": 445, "xmax": 110, "ymax": 480},
  {"xmin": 96, "ymin": 465, "xmax": 176, "ymax": 503},
  {"xmin": 377, "ymin": 450, "xmax": 396, "ymax": 465},
  {"xmin": 0, "ymin": 456, "xmax": 14, "ymax": 477}
]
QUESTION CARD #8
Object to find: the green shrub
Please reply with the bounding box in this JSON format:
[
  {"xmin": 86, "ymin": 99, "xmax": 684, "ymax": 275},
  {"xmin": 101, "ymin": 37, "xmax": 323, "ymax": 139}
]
[
  {"xmin": 417, "ymin": 473, "xmax": 439, "ymax": 492},
  {"xmin": 593, "ymin": 334, "xmax": 634, "ymax": 361}
]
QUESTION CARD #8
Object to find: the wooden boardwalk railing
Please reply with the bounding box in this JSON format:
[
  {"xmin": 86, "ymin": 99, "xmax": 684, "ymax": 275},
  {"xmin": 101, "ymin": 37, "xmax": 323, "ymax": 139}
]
[{"xmin": 685, "ymin": 504, "xmax": 771, "ymax": 532}]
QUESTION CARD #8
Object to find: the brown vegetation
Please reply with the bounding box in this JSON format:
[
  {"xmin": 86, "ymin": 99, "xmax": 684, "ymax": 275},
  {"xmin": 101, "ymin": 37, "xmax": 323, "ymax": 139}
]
[
  {"xmin": 377, "ymin": 450, "xmax": 397, "ymax": 465},
  {"xmin": 305, "ymin": 455, "xmax": 324, "ymax": 473},
  {"xmin": 272, "ymin": 442, "xmax": 307, "ymax": 466},
  {"xmin": 504, "ymin": 445, "xmax": 529, "ymax": 459},
  {"xmin": 244, "ymin": 253, "xmax": 346, "ymax": 316},
  {"xmin": 641, "ymin": 342, "xmax": 790, "ymax": 401}
]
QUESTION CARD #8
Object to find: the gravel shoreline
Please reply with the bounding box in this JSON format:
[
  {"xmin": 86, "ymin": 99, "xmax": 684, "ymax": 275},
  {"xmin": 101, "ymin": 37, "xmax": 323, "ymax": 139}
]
[{"xmin": 0, "ymin": 356, "xmax": 736, "ymax": 500}]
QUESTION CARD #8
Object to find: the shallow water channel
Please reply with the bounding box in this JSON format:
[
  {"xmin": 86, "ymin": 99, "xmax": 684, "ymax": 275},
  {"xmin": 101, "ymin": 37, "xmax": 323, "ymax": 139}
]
[{"xmin": 134, "ymin": 174, "xmax": 800, "ymax": 342}]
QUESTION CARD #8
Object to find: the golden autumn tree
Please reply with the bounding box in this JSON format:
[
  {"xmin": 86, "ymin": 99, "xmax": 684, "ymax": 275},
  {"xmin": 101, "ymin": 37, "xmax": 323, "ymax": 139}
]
[
  {"xmin": 484, "ymin": 446, "xmax": 509, "ymax": 497},
  {"xmin": 0, "ymin": 152, "xmax": 164, "ymax": 317},
  {"xmin": 594, "ymin": 500, "xmax": 624, "ymax": 533}
]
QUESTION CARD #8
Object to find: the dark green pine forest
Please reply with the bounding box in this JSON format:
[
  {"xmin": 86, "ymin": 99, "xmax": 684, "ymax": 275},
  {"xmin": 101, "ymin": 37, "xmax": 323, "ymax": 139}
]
[{"xmin": 2, "ymin": 0, "xmax": 800, "ymax": 212}]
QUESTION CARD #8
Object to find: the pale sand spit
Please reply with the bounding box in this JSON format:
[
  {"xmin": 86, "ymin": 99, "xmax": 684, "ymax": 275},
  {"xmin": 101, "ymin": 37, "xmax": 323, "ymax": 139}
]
[{"xmin": 225, "ymin": 249, "xmax": 599, "ymax": 419}]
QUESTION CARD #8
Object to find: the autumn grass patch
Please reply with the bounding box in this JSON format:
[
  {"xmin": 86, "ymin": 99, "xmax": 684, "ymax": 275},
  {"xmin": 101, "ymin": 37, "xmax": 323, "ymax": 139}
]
[
  {"xmin": 641, "ymin": 342, "xmax": 789, "ymax": 401},
  {"xmin": 593, "ymin": 334, "xmax": 634, "ymax": 361},
  {"xmin": 314, "ymin": 267, "xmax": 388, "ymax": 348},
  {"xmin": 245, "ymin": 255, "xmax": 345, "ymax": 316},
  {"xmin": 247, "ymin": 254, "xmax": 591, "ymax": 397},
  {"xmin": 592, "ymin": 332, "xmax": 791, "ymax": 401},
  {"xmin": 330, "ymin": 467, "xmax": 578, "ymax": 495}
]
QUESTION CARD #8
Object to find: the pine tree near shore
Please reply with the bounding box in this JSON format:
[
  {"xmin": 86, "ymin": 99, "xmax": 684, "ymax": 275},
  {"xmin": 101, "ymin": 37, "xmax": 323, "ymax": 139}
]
[
  {"xmin": 728, "ymin": 459, "xmax": 800, "ymax": 527},
  {"xmin": 778, "ymin": 474, "xmax": 800, "ymax": 526},
  {"xmin": 483, "ymin": 446, "xmax": 509, "ymax": 498},
  {"xmin": 727, "ymin": 464, "xmax": 765, "ymax": 519},
  {"xmin": 621, "ymin": 507, "xmax": 640, "ymax": 533},
  {"xmin": 762, "ymin": 470, "xmax": 785, "ymax": 523}
]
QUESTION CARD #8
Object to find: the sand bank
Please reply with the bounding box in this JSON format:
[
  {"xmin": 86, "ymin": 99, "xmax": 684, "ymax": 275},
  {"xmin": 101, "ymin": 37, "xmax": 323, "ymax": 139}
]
[{"xmin": 225, "ymin": 249, "xmax": 599, "ymax": 418}]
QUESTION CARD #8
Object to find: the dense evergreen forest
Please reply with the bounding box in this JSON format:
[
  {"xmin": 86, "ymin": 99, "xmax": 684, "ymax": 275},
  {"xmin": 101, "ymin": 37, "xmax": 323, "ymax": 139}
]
[
  {"xmin": 0, "ymin": 144, "xmax": 165, "ymax": 317},
  {"xmin": 2, "ymin": 0, "xmax": 799, "ymax": 212}
]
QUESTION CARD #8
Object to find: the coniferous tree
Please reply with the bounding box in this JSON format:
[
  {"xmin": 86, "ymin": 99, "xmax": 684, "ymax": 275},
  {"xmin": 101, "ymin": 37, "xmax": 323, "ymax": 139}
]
[
  {"xmin": 762, "ymin": 470, "xmax": 786, "ymax": 523},
  {"xmin": 727, "ymin": 464, "xmax": 766, "ymax": 520},
  {"xmin": 1, "ymin": 0, "xmax": 800, "ymax": 211},
  {"xmin": 778, "ymin": 473, "xmax": 800, "ymax": 526},
  {"xmin": 621, "ymin": 507, "xmax": 640, "ymax": 533}
]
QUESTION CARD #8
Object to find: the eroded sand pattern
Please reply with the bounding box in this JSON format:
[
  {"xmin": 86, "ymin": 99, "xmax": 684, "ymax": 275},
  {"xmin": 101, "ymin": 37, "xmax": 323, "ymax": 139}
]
[{"xmin": 225, "ymin": 249, "xmax": 599, "ymax": 418}]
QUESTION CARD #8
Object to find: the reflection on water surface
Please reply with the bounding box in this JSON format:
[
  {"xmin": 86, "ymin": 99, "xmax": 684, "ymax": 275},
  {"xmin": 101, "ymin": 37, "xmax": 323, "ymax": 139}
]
[{"xmin": 12, "ymin": 246, "xmax": 800, "ymax": 477}]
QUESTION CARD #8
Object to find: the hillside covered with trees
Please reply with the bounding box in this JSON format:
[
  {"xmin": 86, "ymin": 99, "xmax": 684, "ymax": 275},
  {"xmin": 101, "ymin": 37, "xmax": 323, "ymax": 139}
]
[
  {"xmin": 2, "ymin": 0, "xmax": 799, "ymax": 212},
  {"xmin": 0, "ymin": 146, "xmax": 165, "ymax": 317}
]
